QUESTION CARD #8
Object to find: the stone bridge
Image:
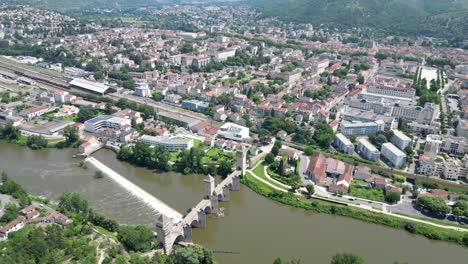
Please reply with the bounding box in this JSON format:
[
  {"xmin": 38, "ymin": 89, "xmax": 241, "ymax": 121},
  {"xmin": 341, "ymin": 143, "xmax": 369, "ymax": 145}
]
[{"xmin": 156, "ymin": 146, "xmax": 247, "ymax": 254}]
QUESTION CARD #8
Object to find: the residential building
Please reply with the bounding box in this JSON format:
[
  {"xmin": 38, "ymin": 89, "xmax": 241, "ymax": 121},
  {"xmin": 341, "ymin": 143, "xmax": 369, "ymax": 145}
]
[
  {"xmin": 357, "ymin": 138, "xmax": 380, "ymax": 161},
  {"xmin": 334, "ymin": 133, "xmax": 354, "ymax": 154},
  {"xmin": 307, "ymin": 153, "xmax": 327, "ymax": 185},
  {"xmin": 381, "ymin": 142, "xmax": 407, "ymax": 168},
  {"xmin": 424, "ymin": 134, "xmax": 442, "ymax": 158},
  {"xmin": 279, "ymin": 147, "xmax": 299, "ymax": 161},
  {"xmin": 392, "ymin": 103, "xmax": 438, "ymax": 124},
  {"xmin": 135, "ymin": 83, "xmax": 151, "ymax": 97},
  {"xmin": 181, "ymin": 100, "xmax": 209, "ymax": 112},
  {"xmin": 84, "ymin": 115, "xmax": 131, "ymax": 133},
  {"xmin": 353, "ymin": 166, "xmax": 370, "ymax": 180},
  {"xmin": 417, "ymin": 154, "xmax": 443, "ymax": 177},
  {"xmin": 20, "ymin": 105, "xmax": 50, "ymax": 120},
  {"xmin": 363, "ymin": 84, "xmax": 415, "ymax": 100},
  {"xmin": 340, "ymin": 120, "xmax": 385, "ymax": 136},
  {"xmin": 336, "ymin": 164, "xmax": 354, "ymax": 188},
  {"xmin": 391, "ymin": 130, "xmax": 412, "ymax": 150},
  {"xmin": 325, "ymin": 158, "xmax": 346, "ymax": 176},
  {"xmin": 442, "ymin": 158, "xmax": 465, "ymax": 180},
  {"xmin": 340, "ymin": 107, "xmax": 398, "ymax": 130}
]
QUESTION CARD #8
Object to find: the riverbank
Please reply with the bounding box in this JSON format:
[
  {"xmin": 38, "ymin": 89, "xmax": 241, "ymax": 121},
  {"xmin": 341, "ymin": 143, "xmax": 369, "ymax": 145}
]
[
  {"xmin": 241, "ymin": 172, "xmax": 468, "ymax": 247},
  {"xmin": 2, "ymin": 142, "xmax": 467, "ymax": 263}
]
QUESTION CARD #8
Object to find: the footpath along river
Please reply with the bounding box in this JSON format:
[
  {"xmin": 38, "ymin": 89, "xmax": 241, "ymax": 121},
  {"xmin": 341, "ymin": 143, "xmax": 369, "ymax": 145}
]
[{"xmin": 0, "ymin": 141, "xmax": 466, "ymax": 263}]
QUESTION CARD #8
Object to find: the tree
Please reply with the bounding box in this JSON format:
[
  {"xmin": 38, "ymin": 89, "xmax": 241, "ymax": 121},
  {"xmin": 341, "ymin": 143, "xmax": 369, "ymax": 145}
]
[
  {"xmin": 304, "ymin": 146, "xmax": 315, "ymax": 156},
  {"xmin": 58, "ymin": 192, "xmax": 89, "ymax": 214},
  {"xmin": 171, "ymin": 245, "xmax": 216, "ymax": 264},
  {"xmin": 313, "ymin": 122, "xmax": 335, "ymax": 148},
  {"xmin": 26, "ymin": 135, "xmax": 48, "ymax": 150},
  {"xmin": 416, "ymin": 196, "xmax": 451, "ymax": 216},
  {"xmin": 331, "ymin": 253, "xmax": 364, "ymax": 264},
  {"xmin": 0, "ymin": 124, "xmax": 21, "ymax": 141},
  {"xmin": 265, "ymin": 153, "xmax": 275, "ymax": 164},
  {"xmin": 290, "ymin": 182, "xmax": 299, "ymax": 192},
  {"xmin": 218, "ymin": 159, "xmax": 233, "ymax": 178},
  {"xmin": 77, "ymin": 105, "xmax": 97, "ymax": 123},
  {"xmin": 463, "ymin": 233, "xmax": 468, "ymax": 247},
  {"xmin": 63, "ymin": 125, "xmax": 79, "ymax": 144},
  {"xmin": 117, "ymin": 225, "xmax": 154, "ymax": 252},
  {"xmin": 271, "ymin": 145, "xmax": 280, "ymax": 156},
  {"xmin": 152, "ymin": 92, "xmax": 164, "ymax": 102},
  {"xmin": 385, "ymin": 192, "xmax": 400, "ymax": 204},
  {"xmin": 88, "ymin": 209, "xmax": 119, "ymax": 232},
  {"xmin": 305, "ymin": 184, "xmax": 315, "ymax": 197}
]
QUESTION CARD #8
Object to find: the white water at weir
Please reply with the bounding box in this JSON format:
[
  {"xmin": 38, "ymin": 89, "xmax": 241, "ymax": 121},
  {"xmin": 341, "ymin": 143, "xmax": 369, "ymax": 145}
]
[{"xmin": 86, "ymin": 156, "xmax": 183, "ymax": 221}]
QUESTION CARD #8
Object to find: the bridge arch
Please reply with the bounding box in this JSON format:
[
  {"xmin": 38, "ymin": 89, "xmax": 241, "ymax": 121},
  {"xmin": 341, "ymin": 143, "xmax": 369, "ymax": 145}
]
[{"xmin": 191, "ymin": 219, "xmax": 200, "ymax": 227}]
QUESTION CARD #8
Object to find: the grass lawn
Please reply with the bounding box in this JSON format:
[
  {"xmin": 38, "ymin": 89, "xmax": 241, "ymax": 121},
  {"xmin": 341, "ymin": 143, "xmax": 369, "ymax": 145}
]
[
  {"xmin": 47, "ymin": 138, "xmax": 66, "ymax": 147},
  {"xmin": 251, "ymin": 161, "xmax": 289, "ymax": 190},
  {"xmin": 202, "ymin": 148, "xmax": 235, "ymax": 164},
  {"xmin": 348, "ymin": 184, "xmax": 385, "ymax": 202},
  {"xmin": 12, "ymin": 135, "xmax": 28, "ymax": 146},
  {"xmin": 267, "ymin": 165, "xmax": 300, "ymax": 186},
  {"xmin": 94, "ymin": 225, "xmax": 117, "ymax": 239}
]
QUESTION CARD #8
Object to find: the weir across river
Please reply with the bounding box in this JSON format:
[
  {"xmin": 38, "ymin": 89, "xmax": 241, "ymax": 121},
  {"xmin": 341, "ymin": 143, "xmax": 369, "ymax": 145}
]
[
  {"xmin": 87, "ymin": 145, "xmax": 248, "ymax": 254},
  {"xmin": 86, "ymin": 156, "xmax": 183, "ymax": 221}
]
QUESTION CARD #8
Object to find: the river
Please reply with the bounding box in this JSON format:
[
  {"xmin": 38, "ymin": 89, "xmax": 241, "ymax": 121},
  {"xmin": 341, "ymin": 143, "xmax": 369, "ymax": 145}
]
[{"xmin": 0, "ymin": 141, "xmax": 466, "ymax": 263}]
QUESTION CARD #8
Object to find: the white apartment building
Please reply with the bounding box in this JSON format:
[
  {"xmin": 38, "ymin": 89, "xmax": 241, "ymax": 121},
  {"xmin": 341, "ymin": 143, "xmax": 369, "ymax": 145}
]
[
  {"xmin": 392, "ymin": 103, "xmax": 438, "ymax": 124},
  {"xmin": 424, "ymin": 134, "xmax": 442, "ymax": 159},
  {"xmin": 215, "ymin": 48, "xmax": 237, "ymax": 61},
  {"xmin": 217, "ymin": 122, "xmax": 250, "ymax": 141},
  {"xmin": 334, "ymin": 133, "xmax": 354, "ymax": 154},
  {"xmin": 340, "ymin": 120, "xmax": 385, "ymax": 136},
  {"xmin": 357, "ymin": 138, "xmax": 380, "ymax": 161},
  {"xmin": 84, "ymin": 115, "xmax": 131, "ymax": 133},
  {"xmin": 381, "ymin": 142, "xmax": 407, "ymax": 168},
  {"xmin": 391, "ymin": 130, "xmax": 412, "ymax": 150},
  {"xmin": 140, "ymin": 135, "xmax": 194, "ymax": 151},
  {"xmin": 417, "ymin": 154, "xmax": 443, "ymax": 177},
  {"xmin": 135, "ymin": 83, "xmax": 151, "ymax": 97},
  {"xmin": 427, "ymin": 134, "xmax": 468, "ymax": 155},
  {"xmin": 366, "ymin": 85, "xmax": 415, "ymax": 99}
]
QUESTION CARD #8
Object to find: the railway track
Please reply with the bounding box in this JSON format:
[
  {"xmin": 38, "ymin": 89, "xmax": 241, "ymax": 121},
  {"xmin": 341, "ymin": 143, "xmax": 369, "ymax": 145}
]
[{"xmin": 0, "ymin": 61, "xmax": 71, "ymax": 90}]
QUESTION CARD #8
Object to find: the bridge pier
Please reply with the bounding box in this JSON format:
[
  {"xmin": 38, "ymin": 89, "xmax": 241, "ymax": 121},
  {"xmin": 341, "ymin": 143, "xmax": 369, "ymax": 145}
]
[
  {"xmin": 232, "ymin": 175, "xmax": 240, "ymax": 191},
  {"xmin": 191, "ymin": 209, "xmax": 207, "ymax": 228},
  {"xmin": 220, "ymin": 186, "xmax": 230, "ymax": 202},
  {"xmin": 210, "ymin": 195, "xmax": 219, "ymax": 214},
  {"xmin": 157, "ymin": 169, "xmax": 246, "ymax": 255},
  {"xmin": 183, "ymin": 224, "xmax": 192, "ymax": 242}
]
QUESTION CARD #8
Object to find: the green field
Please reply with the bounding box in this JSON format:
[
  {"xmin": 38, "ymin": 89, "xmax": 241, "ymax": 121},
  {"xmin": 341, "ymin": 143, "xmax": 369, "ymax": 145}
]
[{"xmin": 348, "ymin": 181, "xmax": 385, "ymax": 202}]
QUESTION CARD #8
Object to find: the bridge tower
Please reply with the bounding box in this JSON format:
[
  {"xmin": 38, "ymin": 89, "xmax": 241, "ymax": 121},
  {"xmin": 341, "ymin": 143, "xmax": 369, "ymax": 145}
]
[
  {"xmin": 204, "ymin": 174, "xmax": 215, "ymax": 199},
  {"xmin": 236, "ymin": 145, "xmax": 247, "ymax": 175},
  {"xmin": 156, "ymin": 214, "xmax": 177, "ymax": 254},
  {"xmin": 204, "ymin": 174, "xmax": 219, "ymax": 214}
]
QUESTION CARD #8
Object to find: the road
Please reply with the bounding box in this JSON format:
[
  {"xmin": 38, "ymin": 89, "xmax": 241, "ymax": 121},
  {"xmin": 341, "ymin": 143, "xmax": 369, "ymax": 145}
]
[{"xmin": 246, "ymin": 158, "xmax": 468, "ymax": 232}]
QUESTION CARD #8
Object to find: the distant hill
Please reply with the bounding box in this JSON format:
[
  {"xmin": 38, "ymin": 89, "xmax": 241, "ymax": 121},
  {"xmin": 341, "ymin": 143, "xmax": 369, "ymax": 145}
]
[
  {"xmin": 4, "ymin": 0, "xmax": 468, "ymax": 38},
  {"xmin": 4, "ymin": 0, "xmax": 171, "ymax": 10},
  {"xmin": 249, "ymin": 0, "xmax": 468, "ymax": 38}
]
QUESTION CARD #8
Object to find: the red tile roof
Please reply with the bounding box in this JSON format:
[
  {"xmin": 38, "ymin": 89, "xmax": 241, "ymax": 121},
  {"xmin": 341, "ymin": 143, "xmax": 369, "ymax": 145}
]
[{"xmin": 308, "ymin": 153, "xmax": 326, "ymax": 185}]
